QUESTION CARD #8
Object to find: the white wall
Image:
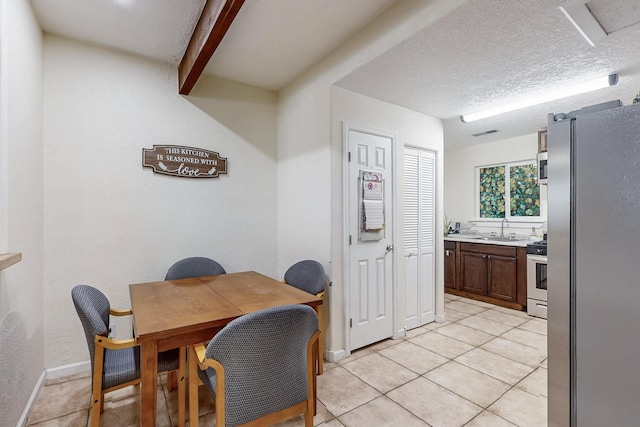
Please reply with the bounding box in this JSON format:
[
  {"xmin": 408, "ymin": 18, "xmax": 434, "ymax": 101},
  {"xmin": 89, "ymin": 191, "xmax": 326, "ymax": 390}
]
[
  {"xmin": 444, "ymin": 133, "xmax": 547, "ymax": 233},
  {"xmin": 0, "ymin": 0, "xmax": 45, "ymax": 425},
  {"xmin": 277, "ymin": 0, "xmax": 462, "ymax": 358},
  {"xmin": 42, "ymin": 35, "xmax": 278, "ymax": 369},
  {"xmin": 330, "ymin": 87, "xmax": 444, "ymax": 355}
]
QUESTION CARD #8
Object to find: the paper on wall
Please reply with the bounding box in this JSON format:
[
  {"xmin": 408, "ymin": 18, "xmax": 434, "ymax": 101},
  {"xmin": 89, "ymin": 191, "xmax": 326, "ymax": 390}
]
[{"xmin": 363, "ymin": 200, "xmax": 384, "ymax": 230}]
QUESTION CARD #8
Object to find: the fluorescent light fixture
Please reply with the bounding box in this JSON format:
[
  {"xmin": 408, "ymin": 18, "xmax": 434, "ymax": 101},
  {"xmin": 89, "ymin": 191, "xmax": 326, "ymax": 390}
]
[{"xmin": 460, "ymin": 73, "xmax": 618, "ymax": 123}]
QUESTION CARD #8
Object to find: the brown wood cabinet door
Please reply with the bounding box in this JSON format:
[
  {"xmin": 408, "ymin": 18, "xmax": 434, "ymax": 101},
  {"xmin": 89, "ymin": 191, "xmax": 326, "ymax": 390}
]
[
  {"xmin": 460, "ymin": 252, "xmax": 487, "ymax": 295},
  {"xmin": 444, "ymin": 249, "xmax": 457, "ymax": 290},
  {"xmin": 487, "ymin": 255, "xmax": 517, "ymax": 301}
]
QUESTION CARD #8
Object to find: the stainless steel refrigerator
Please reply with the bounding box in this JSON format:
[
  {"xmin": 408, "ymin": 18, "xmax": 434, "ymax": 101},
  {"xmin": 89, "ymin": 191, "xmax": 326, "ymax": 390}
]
[{"xmin": 547, "ymin": 100, "xmax": 640, "ymax": 427}]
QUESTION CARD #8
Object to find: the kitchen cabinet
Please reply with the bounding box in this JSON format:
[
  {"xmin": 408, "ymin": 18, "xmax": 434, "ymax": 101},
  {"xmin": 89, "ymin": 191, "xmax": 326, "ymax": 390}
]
[
  {"xmin": 445, "ymin": 240, "xmax": 527, "ymax": 311},
  {"xmin": 444, "ymin": 241, "xmax": 457, "ymax": 290}
]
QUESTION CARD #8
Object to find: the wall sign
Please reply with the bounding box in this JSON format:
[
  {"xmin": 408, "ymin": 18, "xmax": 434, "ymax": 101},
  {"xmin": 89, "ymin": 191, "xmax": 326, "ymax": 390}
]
[{"xmin": 142, "ymin": 145, "xmax": 227, "ymax": 178}]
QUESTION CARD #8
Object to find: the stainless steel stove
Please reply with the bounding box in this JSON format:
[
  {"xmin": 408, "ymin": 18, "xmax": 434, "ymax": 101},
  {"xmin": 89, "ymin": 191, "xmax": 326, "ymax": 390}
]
[{"xmin": 526, "ymin": 238, "xmax": 547, "ymax": 318}]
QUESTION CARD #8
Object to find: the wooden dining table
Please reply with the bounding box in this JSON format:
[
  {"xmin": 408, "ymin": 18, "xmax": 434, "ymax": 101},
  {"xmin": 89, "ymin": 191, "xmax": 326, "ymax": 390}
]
[{"xmin": 129, "ymin": 270, "xmax": 323, "ymax": 427}]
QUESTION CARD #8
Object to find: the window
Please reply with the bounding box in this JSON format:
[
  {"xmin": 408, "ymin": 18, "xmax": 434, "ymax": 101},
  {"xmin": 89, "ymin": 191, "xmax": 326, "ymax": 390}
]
[{"xmin": 478, "ymin": 160, "xmax": 540, "ymax": 219}]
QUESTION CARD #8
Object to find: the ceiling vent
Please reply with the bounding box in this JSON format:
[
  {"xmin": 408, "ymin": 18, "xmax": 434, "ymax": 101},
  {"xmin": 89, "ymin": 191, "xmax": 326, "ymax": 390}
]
[
  {"xmin": 472, "ymin": 129, "xmax": 500, "ymax": 137},
  {"xmin": 560, "ymin": 0, "xmax": 640, "ymax": 46}
]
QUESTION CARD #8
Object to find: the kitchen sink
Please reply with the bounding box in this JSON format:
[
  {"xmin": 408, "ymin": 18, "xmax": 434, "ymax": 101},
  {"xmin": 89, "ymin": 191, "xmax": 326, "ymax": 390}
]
[{"xmin": 472, "ymin": 236, "xmax": 524, "ymax": 242}]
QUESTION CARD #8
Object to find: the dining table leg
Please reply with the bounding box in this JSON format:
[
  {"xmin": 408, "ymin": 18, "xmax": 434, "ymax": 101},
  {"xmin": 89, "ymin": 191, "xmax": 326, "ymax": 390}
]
[{"xmin": 140, "ymin": 340, "xmax": 158, "ymax": 427}]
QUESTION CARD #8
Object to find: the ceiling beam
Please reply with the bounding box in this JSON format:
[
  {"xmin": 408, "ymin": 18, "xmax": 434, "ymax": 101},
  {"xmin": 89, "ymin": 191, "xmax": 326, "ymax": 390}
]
[{"xmin": 178, "ymin": 0, "xmax": 245, "ymax": 95}]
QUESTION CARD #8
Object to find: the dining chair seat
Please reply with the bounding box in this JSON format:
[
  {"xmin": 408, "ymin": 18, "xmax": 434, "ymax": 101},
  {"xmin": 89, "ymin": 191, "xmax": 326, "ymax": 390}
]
[{"xmin": 72, "ymin": 285, "xmax": 186, "ymax": 427}]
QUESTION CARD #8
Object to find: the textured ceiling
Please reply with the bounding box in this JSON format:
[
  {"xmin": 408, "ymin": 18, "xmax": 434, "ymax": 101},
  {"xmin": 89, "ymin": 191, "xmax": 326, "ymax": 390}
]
[
  {"xmin": 202, "ymin": 0, "xmax": 397, "ymax": 90},
  {"xmin": 31, "ymin": 0, "xmax": 396, "ymax": 91},
  {"xmin": 30, "ymin": 0, "xmax": 640, "ymax": 149},
  {"xmin": 336, "ymin": 0, "xmax": 640, "ymax": 148}
]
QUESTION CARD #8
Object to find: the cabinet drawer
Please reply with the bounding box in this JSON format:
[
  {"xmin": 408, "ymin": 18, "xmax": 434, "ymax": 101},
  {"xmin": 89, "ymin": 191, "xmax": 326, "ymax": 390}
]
[
  {"xmin": 444, "ymin": 241, "xmax": 457, "ymax": 251},
  {"xmin": 460, "ymin": 242, "xmax": 516, "ymax": 258}
]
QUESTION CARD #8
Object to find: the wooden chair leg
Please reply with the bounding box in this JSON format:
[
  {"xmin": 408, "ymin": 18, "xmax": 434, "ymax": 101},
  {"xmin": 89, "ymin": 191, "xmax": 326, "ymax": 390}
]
[
  {"xmin": 189, "ymin": 345, "xmax": 200, "ymax": 427},
  {"xmin": 317, "ymin": 305, "xmax": 324, "ymax": 375},
  {"xmin": 178, "ymin": 346, "xmax": 186, "ymax": 427}
]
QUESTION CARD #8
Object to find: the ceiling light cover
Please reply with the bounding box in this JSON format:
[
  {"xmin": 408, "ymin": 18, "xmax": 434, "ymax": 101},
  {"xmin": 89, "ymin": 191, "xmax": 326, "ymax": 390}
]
[{"xmin": 460, "ymin": 73, "xmax": 618, "ymax": 123}]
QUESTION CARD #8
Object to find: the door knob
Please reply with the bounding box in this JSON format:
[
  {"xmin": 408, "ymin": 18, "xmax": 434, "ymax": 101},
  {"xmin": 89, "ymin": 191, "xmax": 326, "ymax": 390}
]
[{"xmin": 385, "ymin": 244, "xmax": 394, "ymax": 253}]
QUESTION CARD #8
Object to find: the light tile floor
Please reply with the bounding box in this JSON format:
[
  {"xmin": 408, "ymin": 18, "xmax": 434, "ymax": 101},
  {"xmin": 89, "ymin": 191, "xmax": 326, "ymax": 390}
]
[{"xmin": 27, "ymin": 295, "xmax": 547, "ymax": 426}]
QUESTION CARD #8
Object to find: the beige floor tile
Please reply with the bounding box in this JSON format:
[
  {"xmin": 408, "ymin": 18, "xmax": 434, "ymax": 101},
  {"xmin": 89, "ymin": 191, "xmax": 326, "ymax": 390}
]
[
  {"xmin": 424, "ymin": 361, "xmax": 511, "ymax": 408},
  {"xmin": 455, "ymin": 348, "xmax": 535, "ymax": 385},
  {"xmin": 458, "ymin": 298, "xmax": 496, "ymax": 308},
  {"xmin": 28, "ymin": 376, "xmax": 91, "ymax": 424},
  {"xmin": 502, "ymin": 328, "xmax": 547, "ymax": 351},
  {"xmin": 341, "ymin": 353, "xmax": 419, "ymax": 393},
  {"xmin": 336, "ymin": 347, "xmax": 375, "ymax": 365},
  {"xmin": 404, "ymin": 325, "xmax": 431, "ymax": 338},
  {"xmin": 443, "ymin": 308, "xmax": 472, "ymax": 322},
  {"xmin": 446, "ymin": 300, "xmax": 488, "ymax": 315},
  {"xmin": 367, "ymin": 338, "xmax": 400, "ymax": 351},
  {"xmin": 517, "ymin": 318, "xmax": 547, "ymax": 335},
  {"xmin": 481, "ymin": 337, "xmax": 546, "ymax": 367},
  {"xmin": 444, "ymin": 293, "xmax": 462, "ymax": 301},
  {"xmin": 464, "ymin": 410, "xmax": 517, "ymax": 427},
  {"xmin": 316, "ymin": 366, "xmax": 380, "ymax": 416},
  {"xmin": 457, "ymin": 315, "xmax": 514, "ymax": 336},
  {"xmin": 318, "ymin": 419, "xmax": 345, "ymax": 427},
  {"xmin": 515, "ymin": 367, "xmax": 548, "ymax": 398},
  {"xmin": 26, "ymin": 410, "xmax": 88, "ymax": 427},
  {"xmin": 271, "ymin": 402, "xmax": 335, "ymax": 427},
  {"xmin": 489, "ymin": 388, "xmax": 547, "ymax": 427},
  {"xmin": 379, "ymin": 341, "xmax": 448, "ymax": 374},
  {"xmin": 435, "ymin": 323, "xmax": 496, "ymax": 347},
  {"xmin": 491, "ymin": 305, "xmax": 531, "ymax": 318},
  {"xmin": 423, "ymin": 320, "xmax": 450, "ymax": 330},
  {"xmin": 409, "ymin": 331, "xmax": 474, "ymax": 359},
  {"xmin": 476, "ymin": 309, "xmax": 528, "ymax": 327},
  {"xmin": 388, "ymin": 377, "xmax": 482, "ymax": 427},
  {"xmin": 339, "ymin": 395, "xmax": 428, "ymax": 427},
  {"xmin": 323, "ymin": 361, "xmax": 339, "ymax": 370},
  {"xmin": 44, "ymin": 371, "xmax": 90, "ymax": 386},
  {"xmin": 99, "ymin": 385, "xmax": 172, "ymax": 427}
]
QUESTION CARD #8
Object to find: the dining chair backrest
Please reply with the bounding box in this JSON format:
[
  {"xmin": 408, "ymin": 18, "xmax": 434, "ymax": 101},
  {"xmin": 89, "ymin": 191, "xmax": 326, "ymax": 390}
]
[
  {"xmin": 284, "ymin": 260, "xmax": 325, "ymax": 295},
  {"xmin": 71, "ymin": 284, "xmax": 111, "ymax": 371},
  {"xmin": 197, "ymin": 304, "xmax": 318, "ymax": 427},
  {"xmin": 165, "ymin": 257, "xmax": 226, "ymax": 280}
]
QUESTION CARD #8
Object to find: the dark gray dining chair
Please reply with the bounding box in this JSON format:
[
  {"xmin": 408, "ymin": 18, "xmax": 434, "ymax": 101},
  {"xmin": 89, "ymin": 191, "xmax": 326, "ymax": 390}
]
[
  {"xmin": 188, "ymin": 304, "xmax": 319, "ymax": 427},
  {"xmin": 284, "ymin": 260, "xmax": 326, "ymax": 374},
  {"xmin": 165, "ymin": 256, "xmax": 226, "ymax": 280},
  {"xmin": 71, "ymin": 285, "xmax": 186, "ymax": 427}
]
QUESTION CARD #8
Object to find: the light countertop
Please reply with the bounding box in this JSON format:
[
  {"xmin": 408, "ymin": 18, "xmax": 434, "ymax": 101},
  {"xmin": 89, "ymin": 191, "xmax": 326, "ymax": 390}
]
[{"xmin": 444, "ymin": 234, "xmax": 540, "ymax": 247}]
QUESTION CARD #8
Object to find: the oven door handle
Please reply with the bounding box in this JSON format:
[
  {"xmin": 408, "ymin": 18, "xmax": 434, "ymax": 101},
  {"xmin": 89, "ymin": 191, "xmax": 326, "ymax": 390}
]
[{"xmin": 527, "ymin": 254, "xmax": 548, "ymax": 263}]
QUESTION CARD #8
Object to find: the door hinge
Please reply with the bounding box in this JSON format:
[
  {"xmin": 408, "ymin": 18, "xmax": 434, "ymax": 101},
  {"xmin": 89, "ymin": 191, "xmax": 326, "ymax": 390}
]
[
  {"xmin": 348, "ymin": 151, "xmax": 351, "ymax": 162},
  {"xmin": 350, "ymin": 318, "xmax": 353, "ymax": 328},
  {"xmin": 349, "ymin": 235, "xmax": 352, "ymax": 245}
]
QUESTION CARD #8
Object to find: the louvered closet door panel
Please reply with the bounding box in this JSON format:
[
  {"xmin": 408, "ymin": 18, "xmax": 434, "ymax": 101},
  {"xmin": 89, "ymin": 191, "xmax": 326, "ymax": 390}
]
[
  {"xmin": 419, "ymin": 151, "xmax": 435, "ymax": 323},
  {"xmin": 404, "ymin": 149, "xmax": 420, "ymax": 329},
  {"xmin": 404, "ymin": 147, "xmax": 435, "ymax": 330}
]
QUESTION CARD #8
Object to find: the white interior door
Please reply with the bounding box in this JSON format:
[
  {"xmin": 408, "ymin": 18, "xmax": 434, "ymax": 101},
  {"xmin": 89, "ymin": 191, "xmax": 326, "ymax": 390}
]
[
  {"xmin": 347, "ymin": 127, "xmax": 394, "ymax": 351},
  {"xmin": 403, "ymin": 147, "xmax": 435, "ymax": 330}
]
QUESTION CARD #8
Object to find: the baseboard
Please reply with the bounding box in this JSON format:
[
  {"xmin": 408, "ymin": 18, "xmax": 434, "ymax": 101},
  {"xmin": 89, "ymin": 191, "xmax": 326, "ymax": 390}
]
[
  {"xmin": 435, "ymin": 314, "xmax": 447, "ymax": 323},
  {"xmin": 16, "ymin": 370, "xmax": 46, "ymax": 427},
  {"xmin": 326, "ymin": 349, "xmax": 346, "ymax": 363},
  {"xmin": 46, "ymin": 360, "xmax": 90, "ymax": 380}
]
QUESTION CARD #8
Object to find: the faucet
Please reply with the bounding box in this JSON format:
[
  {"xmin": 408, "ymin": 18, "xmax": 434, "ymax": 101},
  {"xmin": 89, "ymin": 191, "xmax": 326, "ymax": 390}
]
[{"xmin": 501, "ymin": 218, "xmax": 509, "ymax": 238}]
